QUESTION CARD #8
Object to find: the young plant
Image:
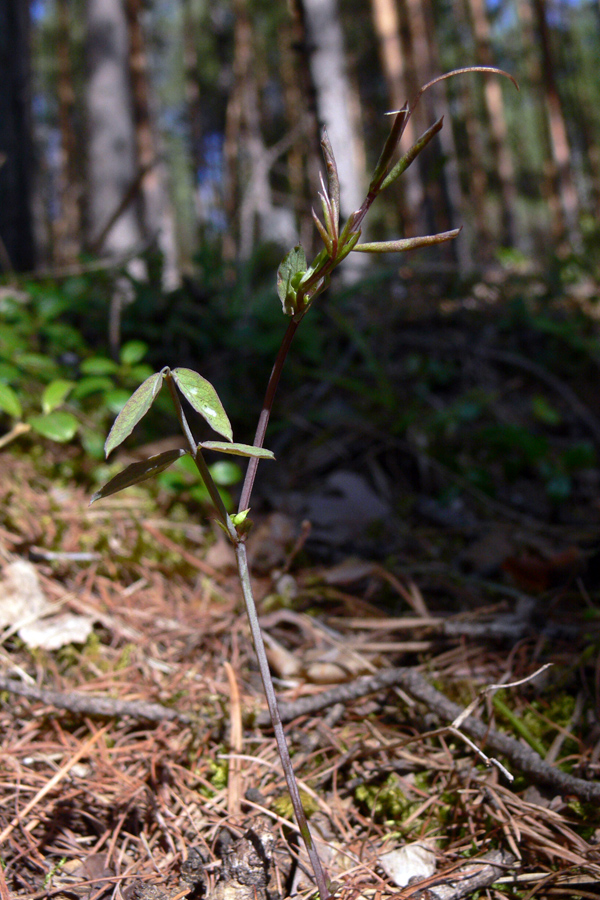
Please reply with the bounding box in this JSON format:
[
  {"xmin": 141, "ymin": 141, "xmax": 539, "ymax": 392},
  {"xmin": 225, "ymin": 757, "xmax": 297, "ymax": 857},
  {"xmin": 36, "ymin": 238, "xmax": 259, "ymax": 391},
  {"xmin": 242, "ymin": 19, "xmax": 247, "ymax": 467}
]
[{"xmin": 91, "ymin": 67, "xmax": 517, "ymax": 900}]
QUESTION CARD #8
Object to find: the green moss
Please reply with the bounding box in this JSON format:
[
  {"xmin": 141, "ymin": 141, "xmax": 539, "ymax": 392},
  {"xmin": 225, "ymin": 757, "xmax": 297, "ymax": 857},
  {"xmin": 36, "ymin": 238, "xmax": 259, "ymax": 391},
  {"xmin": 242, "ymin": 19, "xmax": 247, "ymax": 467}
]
[
  {"xmin": 272, "ymin": 790, "xmax": 318, "ymax": 820},
  {"xmin": 355, "ymin": 773, "xmax": 411, "ymax": 822},
  {"xmin": 208, "ymin": 757, "xmax": 228, "ymax": 790},
  {"xmin": 115, "ymin": 642, "xmax": 136, "ymax": 670}
]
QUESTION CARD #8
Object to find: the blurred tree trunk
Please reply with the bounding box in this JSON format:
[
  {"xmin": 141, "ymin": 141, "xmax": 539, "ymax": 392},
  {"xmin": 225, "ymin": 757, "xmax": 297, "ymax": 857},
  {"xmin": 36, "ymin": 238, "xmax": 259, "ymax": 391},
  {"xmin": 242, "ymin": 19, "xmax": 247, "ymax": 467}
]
[
  {"xmin": 54, "ymin": 0, "xmax": 82, "ymax": 265},
  {"xmin": 224, "ymin": 0, "xmax": 297, "ymax": 260},
  {"xmin": 513, "ymin": 0, "xmax": 562, "ymax": 240},
  {"xmin": 457, "ymin": 75, "xmax": 492, "ymax": 248},
  {"xmin": 84, "ymin": 0, "xmax": 143, "ymax": 256},
  {"xmin": 400, "ymin": 0, "xmax": 470, "ymax": 271},
  {"xmin": 531, "ymin": 0, "xmax": 580, "ymax": 246},
  {"xmin": 465, "ymin": 0, "xmax": 517, "ymax": 247},
  {"xmin": 0, "ymin": 0, "xmax": 35, "ymax": 273},
  {"xmin": 183, "ymin": 0, "xmax": 204, "ymax": 211},
  {"xmin": 124, "ymin": 0, "xmax": 179, "ymax": 286},
  {"xmin": 299, "ymin": 0, "xmax": 365, "ymax": 221},
  {"xmin": 369, "ymin": 0, "xmax": 420, "ymax": 236},
  {"xmin": 278, "ymin": 11, "xmax": 321, "ymax": 253}
]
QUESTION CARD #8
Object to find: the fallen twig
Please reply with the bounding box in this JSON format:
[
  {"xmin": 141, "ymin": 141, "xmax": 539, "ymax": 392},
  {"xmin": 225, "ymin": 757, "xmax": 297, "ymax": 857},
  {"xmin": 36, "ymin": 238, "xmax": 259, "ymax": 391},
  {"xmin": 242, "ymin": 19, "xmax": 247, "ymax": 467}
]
[
  {"xmin": 0, "ymin": 675, "xmax": 190, "ymax": 723},
  {"xmin": 423, "ymin": 849, "xmax": 517, "ymax": 900},
  {"xmin": 257, "ymin": 667, "xmax": 600, "ymax": 803}
]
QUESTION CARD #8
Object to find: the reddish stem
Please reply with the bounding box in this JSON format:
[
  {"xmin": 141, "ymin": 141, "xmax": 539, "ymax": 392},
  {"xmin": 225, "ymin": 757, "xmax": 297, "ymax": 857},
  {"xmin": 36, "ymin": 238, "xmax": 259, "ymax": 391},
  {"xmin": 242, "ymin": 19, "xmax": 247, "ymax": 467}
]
[{"xmin": 238, "ymin": 318, "xmax": 299, "ymax": 513}]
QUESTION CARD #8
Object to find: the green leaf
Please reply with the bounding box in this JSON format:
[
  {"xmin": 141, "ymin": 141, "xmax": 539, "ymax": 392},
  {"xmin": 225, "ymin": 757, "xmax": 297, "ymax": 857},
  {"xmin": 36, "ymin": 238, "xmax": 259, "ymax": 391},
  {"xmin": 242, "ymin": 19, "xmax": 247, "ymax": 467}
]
[
  {"xmin": 120, "ymin": 340, "xmax": 148, "ymax": 366},
  {"xmin": 190, "ymin": 482, "xmax": 233, "ymax": 512},
  {"xmin": 532, "ymin": 395, "xmax": 562, "ymax": 426},
  {"xmin": 29, "ymin": 411, "xmax": 79, "ymax": 442},
  {"xmin": 231, "ymin": 508, "xmax": 251, "ymax": 527},
  {"xmin": 81, "ymin": 357, "xmax": 119, "ymax": 376},
  {"xmin": 41, "ymin": 379, "xmax": 75, "ymax": 414},
  {"xmin": 370, "ymin": 105, "xmax": 409, "ymax": 192},
  {"xmin": 381, "ymin": 116, "xmax": 444, "ymax": 191},
  {"xmin": 129, "ymin": 363, "xmax": 154, "ymax": 382},
  {"xmin": 277, "ymin": 245, "xmax": 307, "ymax": 315},
  {"xmin": 321, "ymin": 129, "xmax": 340, "ymax": 232},
  {"xmin": 171, "ymin": 368, "xmax": 233, "ymax": 441},
  {"xmin": 0, "ymin": 362, "xmax": 21, "ymax": 382},
  {"xmin": 71, "ymin": 376, "xmax": 115, "ymax": 400},
  {"xmin": 198, "ymin": 441, "xmax": 275, "ymax": 459},
  {"xmin": 0, "ymin": 383, "xmax": 22, "ymax": 418},
  {"xmin": 562, "ymin": 442, "xmax": 595, "ymax": 471},
  {"xmin": 352, "ymin": 229, "xmax": 460, "ymax": 253},
  {"xmin": 104, "ymin": 388, "xmax": 134, "ymax": 414},
  {"xmin": 104, "ymin": 372, "xmax": 164, "ymax": 457},
  {"xmin": 90, "ymin": 449, "xmax": 187, "ymax": 504},
  {"xmin": 210, "ymin": 460, "xmax": 242, "ymax": 486},
  {"xmin": 16, "ymin": 353, "xmax": 59, "ymax": 376}
]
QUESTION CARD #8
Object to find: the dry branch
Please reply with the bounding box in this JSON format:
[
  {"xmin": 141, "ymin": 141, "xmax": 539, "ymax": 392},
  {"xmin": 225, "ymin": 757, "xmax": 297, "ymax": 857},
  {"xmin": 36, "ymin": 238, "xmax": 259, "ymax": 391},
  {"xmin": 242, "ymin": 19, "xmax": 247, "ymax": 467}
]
[
  {"xmin": 257, "ymin": 666, "xmax": 600, "ymax": 803},
  {"xmin": 0, "ymin": 674, "xmax": 190, "ymax": 723}
]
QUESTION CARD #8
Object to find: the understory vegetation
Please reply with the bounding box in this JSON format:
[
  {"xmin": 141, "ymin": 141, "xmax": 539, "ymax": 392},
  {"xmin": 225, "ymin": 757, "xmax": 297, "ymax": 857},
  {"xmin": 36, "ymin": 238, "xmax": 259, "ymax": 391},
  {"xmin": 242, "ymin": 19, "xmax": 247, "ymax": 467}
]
[{"xmin": 1, "ymin": 233, "xmax": 600, "ymax": 897}]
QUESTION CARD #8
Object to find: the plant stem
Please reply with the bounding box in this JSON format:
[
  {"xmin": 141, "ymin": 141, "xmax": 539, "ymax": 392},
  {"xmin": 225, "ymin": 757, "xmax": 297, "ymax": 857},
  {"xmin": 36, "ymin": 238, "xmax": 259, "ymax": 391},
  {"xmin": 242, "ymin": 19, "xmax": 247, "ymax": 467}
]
[
  {"xmin": 235, "ymin": 318, "xmax": 334, "ymax": 898},
  {"xmin": 234, "ymin": 541, "xmax": 331, "ymax": 900},
  {"xmin": 238, "ymin": 318, "xmax": 299, "ymax": 513},
  {"xmin": 166, "ymin": 373, "xmax": 233, "ymax": 533}
]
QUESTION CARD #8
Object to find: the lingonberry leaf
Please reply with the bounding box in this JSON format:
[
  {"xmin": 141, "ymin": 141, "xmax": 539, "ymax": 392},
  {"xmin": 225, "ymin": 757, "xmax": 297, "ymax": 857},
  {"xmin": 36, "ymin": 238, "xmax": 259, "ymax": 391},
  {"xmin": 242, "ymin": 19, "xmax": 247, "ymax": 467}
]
[
  {"xmin": 198, "ymin": 441, "xmax": 275, "ymax": 459},
  {"xmin": 0, "ymin": 383, "xmax": 22, "ymax": 418},
  {"xmin": 29, "ymin": 411, "xmax": 79, "ymax": 443},
  {"xmin": 90, "ymin": 448, "xmax": 187, "ymax": 504},
  {"xmin": 170, "ymin": 368, "xmax": 233, "ymax": 442},
  {"xmin": 41, "ymin": 379, "xmax": 75, "ymax": 414},
  {"xmin": 104, "ymin": 372, "xmax": 164, "ymax": 457}
]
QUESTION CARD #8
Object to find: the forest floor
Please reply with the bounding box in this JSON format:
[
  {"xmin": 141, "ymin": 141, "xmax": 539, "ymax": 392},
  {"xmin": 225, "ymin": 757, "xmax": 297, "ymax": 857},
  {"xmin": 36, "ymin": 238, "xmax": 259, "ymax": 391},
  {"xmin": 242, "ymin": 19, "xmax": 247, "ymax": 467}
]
[{"xmin": 1, "ymin": 264, "xmax": 600, "ymax": 900}]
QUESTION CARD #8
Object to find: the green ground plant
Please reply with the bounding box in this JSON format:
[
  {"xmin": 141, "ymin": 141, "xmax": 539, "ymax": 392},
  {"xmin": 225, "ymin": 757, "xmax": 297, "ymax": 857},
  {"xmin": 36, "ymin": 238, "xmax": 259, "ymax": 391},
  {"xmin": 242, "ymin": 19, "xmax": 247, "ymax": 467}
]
[
  {"xmin": 0, "ymin": 285, "xmax": 160, "ymax": 452},
  {"xmin": 90, "ymin": 67, "xmax": 517, "ymax": 900}
]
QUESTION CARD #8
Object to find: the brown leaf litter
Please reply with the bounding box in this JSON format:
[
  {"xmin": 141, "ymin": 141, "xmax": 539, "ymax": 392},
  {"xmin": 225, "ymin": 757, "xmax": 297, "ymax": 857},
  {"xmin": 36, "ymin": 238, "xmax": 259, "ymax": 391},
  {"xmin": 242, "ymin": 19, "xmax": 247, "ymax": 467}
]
[{"xmin": 1, "ymin": 452, "xmax": 600, "ymax": 900}]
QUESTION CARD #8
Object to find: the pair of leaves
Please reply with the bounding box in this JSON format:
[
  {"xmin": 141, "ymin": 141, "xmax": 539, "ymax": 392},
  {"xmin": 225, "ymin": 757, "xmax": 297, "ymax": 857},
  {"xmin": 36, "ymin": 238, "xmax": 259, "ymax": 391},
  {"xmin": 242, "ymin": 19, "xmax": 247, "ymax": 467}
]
[
  {"xmin": 104, "ymin": 367, "xmax": 232, "ymax": 458},
  {"xmin": 92, "ymin": 367, "xmax": 274, "ymax": 506},
  {"xmin": 0, "ymin": 379, "xmax": 78, "ymax": 443},
  {"xmin": 91, "ymin": 443, "xmax": 275, "ymax": 505},
  {"xmin": 0, "ymin": 378, "xmax": 74, "ymax": 420}
]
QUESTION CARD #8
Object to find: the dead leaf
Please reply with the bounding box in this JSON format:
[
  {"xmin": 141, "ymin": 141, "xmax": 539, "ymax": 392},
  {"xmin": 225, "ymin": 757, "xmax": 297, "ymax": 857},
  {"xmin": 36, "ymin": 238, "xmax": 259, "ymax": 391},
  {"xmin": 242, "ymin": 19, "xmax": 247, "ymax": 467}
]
[
  {"xmin": 0, "ymin": 559, "xmax": 94, "ymax": 649},
  {"xmin": 502, "ymin": 547, "xmax": 583, "ymax": 592},
  {"xmin": 378, "ymin": 840, "xmax": 437, "ymax": 887},
  {"xmin": 19, "ymin": 613, "xmax": 93, "ymax": 650},
  {"xmin": 0, "ymin": 560, "xmax": 47, "ymax": 628}
]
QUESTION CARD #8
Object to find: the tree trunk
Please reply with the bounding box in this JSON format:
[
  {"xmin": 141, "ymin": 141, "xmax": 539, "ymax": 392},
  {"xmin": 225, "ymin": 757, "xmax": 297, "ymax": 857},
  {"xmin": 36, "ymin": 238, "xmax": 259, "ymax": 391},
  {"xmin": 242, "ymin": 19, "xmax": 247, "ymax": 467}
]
[
  {"xmin": 369, "ymin": 0, "xmax": 420, "ymax": 236},
  {"xmin": 84, "ymin": 0, "xmax": 143, "ymax": 256},
  {"xmin": 277, "ymin": 14, "xmax": 321, "ymax": 253},
  {"xmin": 183, "ymin": 0, "xmax": 205, "ymax": 217},
  {"xmin": 531, "ymin": 0, "xmax": 580, "ymax": 246},
  {"xmin": 513, "ymin": 0, "xmax": 562, "ymax": 242},
  {"xmin": 400, "ymin": 0, "xmax": 470, "ymax": 271},
  {"xmin": 54, "ymin": 0, "xmax": 82, "ymax": 265},
  {"xmin": 224, "ymin": 0, "xmax": 297, "ymax": 261},
  {"xmin": 124, "ymin": 0, "xmax": 179, "ymax": 286},
  {"xmin": 0, "ymin": 0, "xmax": 35, "ymax": 273},
  {"xmin": 465, "ymin": 0, "xmax": 518, "ymax": 247},
  {"xmin": 299, "ymin": 0, "xmax": 366, "ymax": 222}
]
